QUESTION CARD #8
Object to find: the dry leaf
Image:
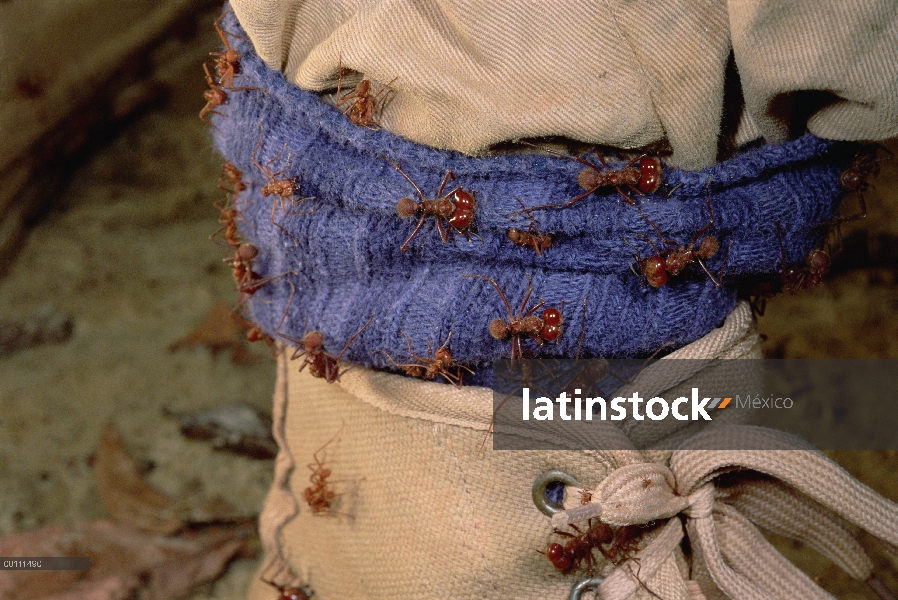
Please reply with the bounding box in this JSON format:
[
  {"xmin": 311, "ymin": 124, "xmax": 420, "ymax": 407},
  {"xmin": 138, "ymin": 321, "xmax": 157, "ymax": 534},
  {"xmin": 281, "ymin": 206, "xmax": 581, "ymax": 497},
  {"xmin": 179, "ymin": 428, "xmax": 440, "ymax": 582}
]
[
  {"xmin": 0, "ymin": 520, "xmax": 256, "ymax": 600},
  {"xmin": 94, "ymin": 424, "xmax": 183, "ymax": 534},
  {"xmin": 0, "ymin": 303, "xmax": 73, "ymax": 358},
  {"xmin": 168, "ymin": 302, "xmax": 260, "ymax": 364},
  {"xmin": 164, "ymin": 403, "xmax": 277, "ymax": 460}
]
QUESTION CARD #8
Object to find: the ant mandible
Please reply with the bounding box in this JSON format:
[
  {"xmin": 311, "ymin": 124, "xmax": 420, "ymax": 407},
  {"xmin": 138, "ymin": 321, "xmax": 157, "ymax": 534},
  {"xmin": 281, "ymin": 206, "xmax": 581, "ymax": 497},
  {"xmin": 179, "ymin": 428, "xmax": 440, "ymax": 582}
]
[
  {"xmin": 335, "ymin": 56, "xmax": 397, "ymax": 128},
  {"xmin": 466, "ymin": 275, "xmax": 562, "ymax": 360},
  {"xmin": 518, "ymin": 143, "xmax": 662, "ymax": 211},
  {"xmin": 507, "ymin": 197, "xmax": 553, "ymax": 256},
  {"xmin": 375, "ymin": 332, "xmax": 472, "ymax": 387},
  {"xmin": 200, "ymin": 63, "xmax": 228, "ymax": 126},
  {"xmin": 387, "ymin": 159, "xmax": 477, "ymax": 252},
  {"xmin": 629, "ymin": 193, "xmax": 724, "ymax": 288}
]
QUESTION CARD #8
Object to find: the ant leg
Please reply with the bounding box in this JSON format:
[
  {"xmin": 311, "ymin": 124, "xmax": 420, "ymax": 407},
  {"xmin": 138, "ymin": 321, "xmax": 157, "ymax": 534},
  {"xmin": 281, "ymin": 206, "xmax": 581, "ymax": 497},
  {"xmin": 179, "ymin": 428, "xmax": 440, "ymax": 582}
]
[
  {"xmin": 333, "ymin": 313, "xmax": 375, "ymax": 361},
  {"xmin": 436, "ymin": 217, "xmax": 449, "ymax": 244},
  {"xmin": 518, "ymin": 276, "xmax": 535, "ymax": 317},
  {"xmin": 387, "ymin": 159, "xmax": 429, "ymax": 203},
  {"xmin": 400, "ymin": 214, "xmax": 429, "ymax": 252},
  {"xmin": 695, "ymin": 258, "xmax": 722, "ymax": 287},
  {"xmin": 464, "ymin": 274, "xmax": 515, "ymax": 322},
  {"xmin": 435, "ymin": 170, "xmax": 457, "ymax": 198}
]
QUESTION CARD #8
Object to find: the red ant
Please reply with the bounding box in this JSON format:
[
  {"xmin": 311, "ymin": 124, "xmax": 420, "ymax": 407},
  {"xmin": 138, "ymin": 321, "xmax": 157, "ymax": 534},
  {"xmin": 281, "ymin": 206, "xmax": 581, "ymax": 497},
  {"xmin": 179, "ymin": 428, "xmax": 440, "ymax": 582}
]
[
  {"xmin": 375, "ymin": 332, "xmax": 471, "ymax": 387},
  {"xmin": 777, "ymin": 221, "xmax": 831, "ymax": 295},
  {"xmin": 210, "ymin": 193, "xmax": 245, "ymax": 249},
  {"xmin": 835, "ymin": 144, "xmax": 893, "ymax": 223},
  {"xmin": 200, "ymin": 63, "xmax": 228, "ymax": 126},
  {"xmin": 224, "ymin": 243, "xmax": 296, "ymax": 305},
  {"xmin": 262, "ymin": 567, "xmax": 314, "ymax": 600},
  {"xmin": 507, "ymin": 197, "xmax": 553, "ymax": 256},
  {"xmin": 304, "ymin": 423, "xmax": 346, "ymax": 515},
  {"xmin": 466, "ymin": 275, "xmax": 562, "ymax": 360},
  {"xmin": 545, "ymin": 519, "xmax": 642, "ymax": 575},
  {"xmin": 210, "ymin": 9, "xmax": 243, "ymax": 90},
  {"xmin": 220, "ymin": 161, "xmax": 246, "ymax": 195},
  {"xmin": 335, "ymin": 56, "xmax": 396, "ymax": 128},
  {"xmin": 276, "ymin": 285, "xmax": 374, "ymax": 383},
  {"xmin": 388, "ymin": 159, "xmax": 477, "ymax": 252},
  {"xmin": 253, "ymin": 128, "xmax": 311, "ymax": 245},
  {"xmin": 629, "ymin": 194, "xmax": 725, "ymax": 288},
  {"xmin": 518, "ymin": 143, "xmax": 662, "ymax": 210}
]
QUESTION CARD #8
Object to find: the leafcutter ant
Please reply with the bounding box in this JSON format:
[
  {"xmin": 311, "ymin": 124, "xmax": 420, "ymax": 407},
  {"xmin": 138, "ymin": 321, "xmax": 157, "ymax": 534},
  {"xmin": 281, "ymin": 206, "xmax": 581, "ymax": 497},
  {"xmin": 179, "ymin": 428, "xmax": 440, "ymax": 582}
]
[
  {"xmin": 210, "ymin": 9, "xmax": 243, "ymax": 90},
  {"xmin": 375, "ymin": 332, "xmax": 471, "ymax": 387},
  {"xmin": 304, "ymin": 422, "xmax": 346, "ymax": 515},
  {"xmin": 834, "ymin": 144, "xmax": 893, "ymax": 224},
  {"xmin": 518, "ymin": 143, "xmax": 662, "ymax": 211},
  {"xmin": 777, "ymin": 221, "xmax": 831, "ymax": 295},
  {"xmin": 335, "ymin": 56, "xmax": 397, "ymax": 128},
  {"xmin": 388, "ymin": 159, "xmax": 477, "ymax": 252},
  {"xmin": 629, "ymin": 193, "xmax": 725, "ymax": 287},
  {"xmin": 465, "ymin": 275, "xmax": 562, "ymax": 360},
  {"xmin": 200, "ymin": 63, "xmax": 227, "ymax": 126},
  {"xmin": 507, "ymin": 197, "xmax": 553, "ymax": 256},
  {"xmin": 545, "ymin": 519, "xmax": 642, "ymax": 575},
  {"xmin": 253, "ymin": 128, "xmax": 312, "ymax": 245},
  {"xmin": 276, "ymin": 284, "xmax": 374, "ymax": 383}
]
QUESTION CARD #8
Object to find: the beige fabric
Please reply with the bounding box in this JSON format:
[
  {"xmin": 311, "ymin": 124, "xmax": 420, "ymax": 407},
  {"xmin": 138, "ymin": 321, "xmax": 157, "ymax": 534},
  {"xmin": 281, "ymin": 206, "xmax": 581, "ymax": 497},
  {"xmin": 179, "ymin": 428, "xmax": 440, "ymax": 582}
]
[
  {"xmin": 244, "ymin": 302, "xmax": 728, "ymax": 599},
  {"xmin": 231, "ymin": 0, "xmax": 898, "ymax": 168}
]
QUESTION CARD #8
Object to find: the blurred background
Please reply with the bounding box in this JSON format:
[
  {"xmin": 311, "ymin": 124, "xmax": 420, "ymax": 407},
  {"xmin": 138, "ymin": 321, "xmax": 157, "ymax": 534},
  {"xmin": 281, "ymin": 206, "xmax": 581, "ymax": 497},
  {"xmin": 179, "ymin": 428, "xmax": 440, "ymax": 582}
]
[{"xmin": 0, "ymin": 1, "xmax": 895, "ymax": 598}]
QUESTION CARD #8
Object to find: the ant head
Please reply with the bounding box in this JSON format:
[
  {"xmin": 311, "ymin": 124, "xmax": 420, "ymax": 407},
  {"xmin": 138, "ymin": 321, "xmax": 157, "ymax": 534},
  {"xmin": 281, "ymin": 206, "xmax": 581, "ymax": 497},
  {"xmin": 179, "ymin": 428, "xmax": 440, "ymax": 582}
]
[
  {"xmin": 237, "ymin": 243, "xmax": 259, "ymax": 261},
  {"xmin": 225, "ymin": 49, "xmax": 240, "ymax": 64},
  {"xmin": 807, "ymin": 249, "xmax": 831, "ymax": 275},
  {"xmin": 642, "ymin": 256, "xmax": 668, "ymax": 288},
  {"xmin": 282, "ymin": 588, "xmax": 312, "ymax": 600},
  {"xmin": 448, "ymin": 207, "xmax": 474, "ymax": 229},
  {"xmin": 545, "ymin": 542, "xmax": 571, "ymax": 571},
  {"xmin": 489, "ymin": 318, "xmax": 510, "ymax": 340},
  {"xmin": 356, "ymin": 79, "xmax": 371, "ymax": 95},
  {"xmin": 246, "ymin": 327, "xmax": 265, "ymax": 342},
  {"xmin": 452, "ymin": 190, "xmax": 476, "ymax": 211},
  {"xmin": 507, "ymin": 228, "xmax": 524, "ymax": 243},
  {"xmin": 697, "ymin": 236, "xmax": 719, "ymax": 260},
  {"xmin": 840, "ymin": 169, "xmax": 863, "ymax": 191},
  {"xmin": 396, "ymin": 197, "xmax": 418, "ymax": 218},
  {"xmin": 303, "ymin": 331, "xmax": 324, "ymax": 350},
  {"xmin": 636, "ymin": 156, "xmax": 662, "ymax": 193}
]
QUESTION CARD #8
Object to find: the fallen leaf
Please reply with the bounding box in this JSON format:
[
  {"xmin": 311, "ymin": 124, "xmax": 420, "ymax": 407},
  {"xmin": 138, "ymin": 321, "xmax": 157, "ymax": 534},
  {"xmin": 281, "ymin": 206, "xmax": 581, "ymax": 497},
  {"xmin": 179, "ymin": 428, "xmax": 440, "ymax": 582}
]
[
  {"xmin": 0, "ymin": 520, "xmax": 256, "ymax": 600},
  {"xmin": 164, "ymin": 403, "xmax": 277, "ymax": 460},
  {"xmin": 168, "ymin": 302, "xmax": 260, "ymax": 365},
  {"xmin": 0, "ymin": 303, "xmax": 73, "ymax": 358},
  {"xmin": 94, "ymin": 424, "xmax": 183, "ymax": 534}
]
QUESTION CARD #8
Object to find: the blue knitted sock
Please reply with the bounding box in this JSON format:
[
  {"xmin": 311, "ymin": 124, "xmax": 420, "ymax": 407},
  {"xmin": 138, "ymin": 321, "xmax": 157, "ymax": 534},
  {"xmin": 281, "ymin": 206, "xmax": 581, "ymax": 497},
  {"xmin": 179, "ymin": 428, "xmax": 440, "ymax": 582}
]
[{"xmin": 210, "ymin": 9, "xmax": 854, "ymax": 386}]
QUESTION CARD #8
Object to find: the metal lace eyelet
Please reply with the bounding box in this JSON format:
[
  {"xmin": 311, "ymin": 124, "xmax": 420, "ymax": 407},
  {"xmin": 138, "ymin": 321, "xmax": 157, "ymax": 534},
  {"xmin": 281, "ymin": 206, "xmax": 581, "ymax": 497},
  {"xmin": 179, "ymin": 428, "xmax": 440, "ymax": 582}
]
[
  {"xmin": 531, "ymin": 470, "xmax": 580, "ymax": 517},
  {"xmin": 568, "ymin": 575, "xmax": 605, "ymax": 600}
]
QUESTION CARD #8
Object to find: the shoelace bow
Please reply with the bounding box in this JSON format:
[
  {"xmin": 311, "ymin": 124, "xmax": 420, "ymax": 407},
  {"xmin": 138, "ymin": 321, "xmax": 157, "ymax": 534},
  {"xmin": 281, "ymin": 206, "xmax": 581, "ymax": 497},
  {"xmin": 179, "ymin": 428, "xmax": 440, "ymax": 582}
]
[{"xmin": 555, "ymin": 426, "xmax": 898, "ymax": 600}]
